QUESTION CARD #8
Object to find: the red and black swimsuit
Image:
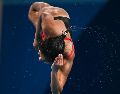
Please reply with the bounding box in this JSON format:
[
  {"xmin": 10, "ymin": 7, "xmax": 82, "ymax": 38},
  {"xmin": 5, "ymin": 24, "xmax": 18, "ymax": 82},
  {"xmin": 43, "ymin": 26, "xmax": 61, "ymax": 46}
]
[{"xmin": 64, "ymin": 37, "xmax": 75, "ymax": 59}]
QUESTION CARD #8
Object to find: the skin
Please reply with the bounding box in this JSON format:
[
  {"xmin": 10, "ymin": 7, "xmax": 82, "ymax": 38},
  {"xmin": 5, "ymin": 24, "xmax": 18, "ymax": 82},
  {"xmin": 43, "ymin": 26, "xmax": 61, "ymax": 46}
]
[
  {"xmin": 28, "ymin": 2, "xmax": 75, "ymax": 94},
  {"xmin": 28, "ymin": 2, "xmax": 51, "ymax": 27}
]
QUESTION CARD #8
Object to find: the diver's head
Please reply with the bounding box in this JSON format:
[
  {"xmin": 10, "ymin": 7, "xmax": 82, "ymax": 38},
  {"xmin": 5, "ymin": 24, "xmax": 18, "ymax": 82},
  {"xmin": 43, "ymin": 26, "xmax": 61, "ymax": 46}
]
[{"xmin": 38, "ymin": 35, "xmax": 65, "ymax": 64}]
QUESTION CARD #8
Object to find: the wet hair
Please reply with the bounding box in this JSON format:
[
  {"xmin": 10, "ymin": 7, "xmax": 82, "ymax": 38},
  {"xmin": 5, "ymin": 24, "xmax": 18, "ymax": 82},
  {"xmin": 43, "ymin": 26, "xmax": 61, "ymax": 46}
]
[
  {"xmin": 39, "ymin": 35, "xmax": 65, "ymax": 63},
  {"xmin": 35, "ymin": 16, "xmax": 72, "ymax": 63}
]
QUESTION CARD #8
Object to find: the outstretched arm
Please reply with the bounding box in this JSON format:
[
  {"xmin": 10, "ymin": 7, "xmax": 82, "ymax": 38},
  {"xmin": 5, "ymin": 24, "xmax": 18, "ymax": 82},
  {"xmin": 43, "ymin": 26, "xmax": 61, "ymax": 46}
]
[{"xmin": 51, "ymin": 54, "xmax": 74, "ymax": 94}]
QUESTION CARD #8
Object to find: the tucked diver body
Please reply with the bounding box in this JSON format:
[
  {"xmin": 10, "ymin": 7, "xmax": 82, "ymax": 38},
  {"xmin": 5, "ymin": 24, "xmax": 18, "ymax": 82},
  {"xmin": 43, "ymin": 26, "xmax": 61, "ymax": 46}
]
[{"xmin": 28, "ymin": 2, "xmax": 75, "ymax": 94}]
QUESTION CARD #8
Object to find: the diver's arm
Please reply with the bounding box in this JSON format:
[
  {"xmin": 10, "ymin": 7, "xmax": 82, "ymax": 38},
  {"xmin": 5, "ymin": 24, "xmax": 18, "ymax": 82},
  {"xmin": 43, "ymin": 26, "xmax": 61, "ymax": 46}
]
[
  {"xmin": 32, "ymin": 18, "xmax": 42, "ymax": 52},
  {"xmin": 51, "ymin": 56, "xmax": 62, "ymax": 94},
  {"xmin": 51, "ymin": 68, "xmax": 61, "ymax": 94},
  {"xmin": 33, "ymin": 15, "xmax": 42, "ymax": 47},
  {"xmin": 51, "ymin": 39, "xmax": 75, "ymax": 93},
  {"xmin": 51, "ymin": 56, "xmax": 74, "ymax": 94}
]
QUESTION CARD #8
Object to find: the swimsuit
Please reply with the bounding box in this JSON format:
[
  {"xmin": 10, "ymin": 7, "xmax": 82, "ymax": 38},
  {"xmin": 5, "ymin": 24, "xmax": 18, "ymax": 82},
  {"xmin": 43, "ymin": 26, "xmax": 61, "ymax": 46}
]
[{"xmin": 64, "ymin": 37, "xmax": 75, "ymax": 59}]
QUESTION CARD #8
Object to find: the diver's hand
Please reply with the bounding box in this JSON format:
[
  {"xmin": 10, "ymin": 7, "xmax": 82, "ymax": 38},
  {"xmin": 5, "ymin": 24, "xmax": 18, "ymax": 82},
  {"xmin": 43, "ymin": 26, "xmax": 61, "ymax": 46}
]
[
  {"xmin": 51, "ymin": 54, "xmax": 64, "ymax": 72},
  {"xmin": 54, "ymin": 54, "xmax": 64, "ymax": 66}
]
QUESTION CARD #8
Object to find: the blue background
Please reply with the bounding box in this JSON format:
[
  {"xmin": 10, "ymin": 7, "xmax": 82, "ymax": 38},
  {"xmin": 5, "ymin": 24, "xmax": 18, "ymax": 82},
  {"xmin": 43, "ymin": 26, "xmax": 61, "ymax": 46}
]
[{"xmin": 1, "ymin": 0, "xmax": 120, "ymax": 94}]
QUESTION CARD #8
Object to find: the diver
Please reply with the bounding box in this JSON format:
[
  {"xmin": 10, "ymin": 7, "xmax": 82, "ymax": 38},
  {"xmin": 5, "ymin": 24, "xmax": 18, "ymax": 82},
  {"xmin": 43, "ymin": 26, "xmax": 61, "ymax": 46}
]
[{"xmin": 28, "ymin": 2, "xmax": 75, "ymax": 94}]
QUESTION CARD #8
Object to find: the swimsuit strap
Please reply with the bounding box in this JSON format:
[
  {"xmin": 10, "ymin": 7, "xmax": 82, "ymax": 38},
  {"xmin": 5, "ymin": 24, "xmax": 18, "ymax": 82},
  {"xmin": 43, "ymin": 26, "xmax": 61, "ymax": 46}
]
[
  {"xmin": 54, "ymin": 16, "xmax": 72, "ymax": 38},
  {"xmin": 41, "ymin": 31, "xmax": 46, "ymax": 41},
  {"xmin": 64, "ymin": 37, "xmax": 72, "ymax": 41},
  {"xmin": 63, "ymin": 44, "xmax": 74, "ymax": 65},
  {"xmin": 64, "ymin": 37, "xmax": 75, "ymax": 61},
  {"xmin": 54, "ymin": 16, "xmax": 70, "ymax": 30}
]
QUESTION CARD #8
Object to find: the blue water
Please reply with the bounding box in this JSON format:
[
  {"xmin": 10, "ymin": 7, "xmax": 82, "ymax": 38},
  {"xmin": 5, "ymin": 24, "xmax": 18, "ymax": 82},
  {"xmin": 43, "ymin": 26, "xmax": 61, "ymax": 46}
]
[{"xmin": 1, "ymin": 1, "xmax": 120, "ymax": 94}]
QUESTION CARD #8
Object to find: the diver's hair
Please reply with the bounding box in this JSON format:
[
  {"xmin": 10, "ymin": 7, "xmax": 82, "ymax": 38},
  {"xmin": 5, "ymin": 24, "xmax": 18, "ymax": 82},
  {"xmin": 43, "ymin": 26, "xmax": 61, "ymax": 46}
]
[{"xmin": 39, "ymin": 35, "xmax": 65, "ymax": 63}]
